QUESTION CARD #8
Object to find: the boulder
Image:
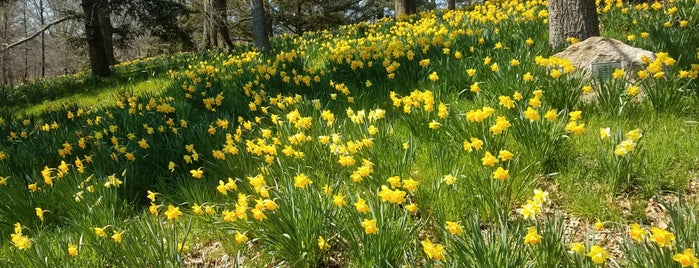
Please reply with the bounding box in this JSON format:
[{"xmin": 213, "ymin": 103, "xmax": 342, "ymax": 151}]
[{"xmin": 553, "ymin": 36, "xmax": 655, "ymax": 79}]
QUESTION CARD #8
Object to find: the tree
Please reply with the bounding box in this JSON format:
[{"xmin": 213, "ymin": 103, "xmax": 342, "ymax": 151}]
[
  {"xmin": 251, "ymin": 0, "xmax": 270, "ymax": 53},
  {"xmin": 548, "ymin": 0, "xmax": 599, "ymax": 48},
  {"xmin": 200, "ymin": 0, "xmax": 234, "ymax": 50},
  {"xmin": 447, "ymin": 0, "xmax": 455, "ymax": 10},
  {"xmin": 394, "ymin": 0, "xmax": 416, "ymax": 18},
  {"xmin": 271, "ymin": 0, "xmax": 376, "ymax": 35},
  {"xmin": 81, "ymin": 0, "xmax": 110, "ymax": 76}
]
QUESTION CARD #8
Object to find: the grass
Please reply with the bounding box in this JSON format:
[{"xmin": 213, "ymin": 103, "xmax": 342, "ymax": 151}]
[
  {"xmin": 16, "ymin": 76, "xmax": 170, "ymax": 116},
  {"xmin": 0, "ymin": 0, "xmax": 698, "ymax": 266}
]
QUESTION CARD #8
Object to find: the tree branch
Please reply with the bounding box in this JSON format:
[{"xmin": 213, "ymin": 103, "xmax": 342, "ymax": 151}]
[{"xmin": 1, "ymin": 15, "xmax": 79, "ymax": 53}]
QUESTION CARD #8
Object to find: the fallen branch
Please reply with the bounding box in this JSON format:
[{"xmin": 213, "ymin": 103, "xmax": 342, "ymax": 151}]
[{"xmin": 0, "ymin": 15, "xmax": 79, "ymax": 52}]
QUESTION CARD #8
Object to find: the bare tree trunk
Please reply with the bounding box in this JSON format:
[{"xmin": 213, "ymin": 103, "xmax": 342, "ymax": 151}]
[
  {"xmin": 447, "ymin": 0, "xmax": 455, "ymax": 10},
  {"xmin": 98, "ymin": 0, "xmax": 115, "ymax": 66},
  {"xmin": 395, "ymin": 0, "xmax": 406, "ymax": 18},
  {"xmin": 38, "ymin": 0, "xmax": 46, "ymax": 78},
  {"xmin": 22, "ymin": 1, "xmax": 28, "ymax": 80},
  {"xmin": 395, "ymin": 0, "xmax": 416, "ymax": 18},
  {"xmin": 81, "ymin": 0, "xmax": 111, "ymax": 77},
  {"xmin": 251, "ymin": 0, "xmax": 270, "ymax": 54},
  {"xmin": 202, "ymin": 0, "xmax": 211, "ymax": 49},
  {"xmin": 548, "ymin": 0, "xmax": 599, "ymax": 49},
  {"xmin": 2, "ymin": 9, "xmax": 7, "ymax": 87},
  {"xmin": 212, "ymin": 0, "xmax": 234, "ymax": 50}
]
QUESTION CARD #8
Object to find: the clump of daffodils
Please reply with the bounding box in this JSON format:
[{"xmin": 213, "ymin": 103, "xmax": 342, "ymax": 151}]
[{"xmin": 518, "ymin": 188, "xmax": 549, "ymax": 221}]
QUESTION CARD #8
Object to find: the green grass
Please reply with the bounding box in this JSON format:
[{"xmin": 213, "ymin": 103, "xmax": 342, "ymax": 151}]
[{"xmin": 15, "ymin": 76, "xmax": 170, "ymax": 117}]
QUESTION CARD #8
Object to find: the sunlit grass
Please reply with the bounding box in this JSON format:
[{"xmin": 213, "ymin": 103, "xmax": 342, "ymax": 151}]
[{"xmin": 16, "ymin": 76, "xmax": 170, "ymax": 117}]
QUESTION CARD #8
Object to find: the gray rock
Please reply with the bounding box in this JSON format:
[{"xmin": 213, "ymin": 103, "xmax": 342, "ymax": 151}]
[{"xmin": 553, "ymin": 36, "xmax": 655, "ymax": 79}]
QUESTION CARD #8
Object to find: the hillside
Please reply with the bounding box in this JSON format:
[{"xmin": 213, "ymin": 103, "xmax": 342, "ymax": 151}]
[{"xmin": 1, "ymin": 0, "xmax": 698, "ymax": 266}]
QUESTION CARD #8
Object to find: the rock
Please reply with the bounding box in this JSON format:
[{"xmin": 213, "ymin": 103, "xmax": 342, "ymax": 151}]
[{"xmin": 553, "ymin": 36, "xmax": 655, "ymax": 79}]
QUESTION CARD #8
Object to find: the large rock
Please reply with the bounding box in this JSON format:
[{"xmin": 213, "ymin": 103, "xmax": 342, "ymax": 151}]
[{"xmin": 553, "ymin": 36, "xmax": 655, "ymax": 78}]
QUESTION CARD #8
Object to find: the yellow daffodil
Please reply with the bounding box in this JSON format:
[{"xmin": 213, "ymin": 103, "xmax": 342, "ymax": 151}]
[
  {"xmin": 674, "ymin": 248, "xmax": 699, "ymax": 268},
  {"xmin": 446, "ymin": 221, "xmax": 463, "ymax": 235},
  {"xmin": 235, "ymin": 231, "xmax": 248, "ymax": 244},
  {"xmin": 629, "ymin": 223, "xmax": 647, "ymax": 242},
  {"xmin": 650, "ymin": 227, "xmax": 675, "ymax": 248},
  {"xmin": 524, "ymin": 227, "xmax": 542, "ymax": 246},
  {"xmin": 361, "ymin": 218, "xmax": 378, "ymax": 234},
  {"xmin": 164, "ymin": 205, "xmax": 183, "ymax": 220},
  {"xmin": 294, "ymin": 173, "xmax": 313, "ymax": 188},
  {"xmin": 587, "ymin": 245, "xmax": 610, "ymax": 264},
  {"xmin": 68, "ymin": 243, "xmax": 78, "ymax": 257},
  {"xmin": 421, "ymin": 239, "xmax": 445, "ymax": 261}
]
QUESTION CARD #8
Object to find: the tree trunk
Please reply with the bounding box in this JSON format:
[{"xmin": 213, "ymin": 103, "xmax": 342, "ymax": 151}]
[
  {"xmin": 202, "ymin": 0, "xmax": 212, "ymax": 49},
  {"xmin": 39, "ymin": 0, "xmax": 45, "ymax": 78},
  {"xmin": 395, "ymin": 0, "xmax": 406, "ymax": 18},
  {"xmin": 98, "ymin": 0, "xmax": 115, "ymax": 66},
  {"xmin": 212, "ymin": 0, "xmax": 234, "ymax": 50},
  {"xmin": 22, "ymin": 1, "xmax": 28, "ymax": 80},
  {"xmin": 447, "ymin": 0, "xmax": 455, "ymax": 10},
  {"xmin": 395, "ymin": 0, "xmax": 416, "ymax": 18},
  {"xmin": 376, "ymin": 0, "xmax": 384, "ymax": 19},
  {"xmin": 2, "ymin": 9, "xmax": 7, "ymax": 87},
  {"xmin": 251, "ymin": 0, "xmax": 270, "ymax": 54},
  {"xmin": 548, "ymin": 0, "xmax": 599, "ymax": 49},
  {"xmin": 407, "ymin": 0, "xmax": 417, "ymax": 14},
  {"xmin": 81, "ymin": 0, "xmax": 111, "ymax": 77}
]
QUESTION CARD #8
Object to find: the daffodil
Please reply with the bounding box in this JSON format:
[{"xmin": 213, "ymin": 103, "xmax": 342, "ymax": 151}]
[
  {"xmin": 524, "ymin": 227, "xmax": 542, "ymax": 246},
  {"xmin": 294, "ymin": 173, "xmax": 313, "ymax": 188},
  {"xmin": 629, "ymin": 223, "xmax": 647, "ymax": 242},
  {"xmin": 587, "ymin": 245, "xmax": 610, "ymax": 264},
  {"xmin": 650, "ymin": 227, "xmax": 675, "ymax": 248},
  {"xmin": 164, "ymin": 205, "xmax": 183, "ymax": 220},
  {"xmin": 318, "ymin": 236, "xmax": 330, "ymax": 250},
  {"xmin": 354, "ymin": 198, "xmax": 369, "ymax": 213},
  {"xmin": 94, "ymin": 227, "xmax": 107, "ymax": 237},
  {"xmin": 235, "ymin": 231, "xmax": 248, "ymax": 244},
  {"xmin": 421, "ymin": 239, "xmax": 445, "ymax": 261},
  {"xmin": 190, "ymin": 168, "xmax": 203, "ymax": 179},
  {"xmin": 112, "ymin": 230, "xmax": 124, "ymax": 243},
  {"xmin": 674, "ymin": 248, "xmax": 699, "ymax": 268},
  {"xmin": 333, "ymin": 193, "xmax": 346, "ymax": 207},
  {"xmin": 446, "ymin": 221, "xmax": 463, "ymax": 235},
  {"xmin": 68, "ymin": 243, "xmax": 78, "ymax": 257},
  {"xmin": 361, "ymin": 218, "xmax": 378, "ymax": 234},
  {"xmin": 594, "ymin": 218, "xmax": 604, "ymax": 230},
  {"xmin": 493, "ymin": 167, "xmax": 509, "ymax": 180},
  {"xmin": 481, "ymin": 151, "xmax": 499, "ymax": 166},
  {"xmin": 569, "ymin": 243, "xmax": 585, "ymax": 255}
]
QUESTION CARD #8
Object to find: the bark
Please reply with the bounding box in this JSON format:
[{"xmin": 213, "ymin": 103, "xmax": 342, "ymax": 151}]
[
  {"xmin": 97, "ymin": 0, "xmax": 115, "ymax": 66},
  {"xmin": 251, "ymin": 0, "xmax": 270, "ymax": 53},
  {"xmin": 38, "ymin": 0, "xmax": 45, "ymax": 77},
  {"xmin": 395, "ymin": 0, "xmax": 416, "ymax": 18},
  {"xmin": 447, "ymin": 0, "xmax": 455, "ymax": 10},
  {"xmin": 81, "ymin": 0, "xmax": 111, "ymax": 76},
  {"xmin": 2, "ymin": 9, "xmax": 8, "ymax": 87},
  {"xmin": 22, "ymin": 1, "xmax": 28, "ymax": 80},
  {"xmin": 548, "ymin": 0, "xmax": 599, "ymax": 49},
  {"xmin": 395, "ymin": 0, "xmax": 406, "ymax": 18},
  {"xmin": 212, "ymin": 0, "xmax": 234, "ymax": 50},
  {"xmin": 202, "ymin": 0, "xmax": 212, "ymax": 49}
]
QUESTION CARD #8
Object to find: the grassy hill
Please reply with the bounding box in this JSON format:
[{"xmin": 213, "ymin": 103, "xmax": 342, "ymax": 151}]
[{"xmin": 1, "ymin": 0, "xmax": 698, "ymax": 266}]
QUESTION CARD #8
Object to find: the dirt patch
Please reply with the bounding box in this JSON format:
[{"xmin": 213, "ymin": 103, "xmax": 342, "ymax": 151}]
[{"xmin": 183, "ymin": 241, "xmax": 237, "ymax": 268}]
